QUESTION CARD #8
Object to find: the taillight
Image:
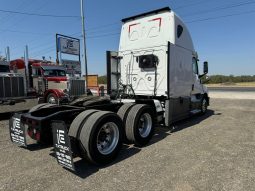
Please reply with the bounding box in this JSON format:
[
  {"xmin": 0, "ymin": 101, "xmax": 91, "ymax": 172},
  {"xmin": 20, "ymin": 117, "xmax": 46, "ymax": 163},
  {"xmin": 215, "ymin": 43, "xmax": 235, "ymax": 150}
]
[
  {"xmin": 35, "ymin": 132, "xmax": 40, "ymax": 141},
  {"xmin": 27, "ymin": 126, "xmax": 40, "ymax": 141}
]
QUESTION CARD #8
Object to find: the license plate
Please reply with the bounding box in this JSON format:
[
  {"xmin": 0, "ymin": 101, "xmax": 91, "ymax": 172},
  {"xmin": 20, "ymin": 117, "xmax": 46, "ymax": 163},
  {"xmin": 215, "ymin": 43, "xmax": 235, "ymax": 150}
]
[
  {"xmin": 9, "ymin": 114, "xmax": 27, "ymax": 147},
  {"xmin": 52, "ymin": 121, "xmax": 75, "ymax": 171}
]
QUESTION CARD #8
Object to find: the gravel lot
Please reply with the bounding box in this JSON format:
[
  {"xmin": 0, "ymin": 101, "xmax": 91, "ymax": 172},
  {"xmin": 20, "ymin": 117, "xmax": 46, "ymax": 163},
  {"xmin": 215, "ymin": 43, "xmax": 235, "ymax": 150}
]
[
  {"xmin": 0, "ymin": 98, "xmax": 255, "ymax": 191},
  {"xmin": 0, "ymin": 99, "xmax": 37, "ymax": 114},
  {"xmin": 209, "ymin": 91, "xmax": 255, "ymax": 100}
]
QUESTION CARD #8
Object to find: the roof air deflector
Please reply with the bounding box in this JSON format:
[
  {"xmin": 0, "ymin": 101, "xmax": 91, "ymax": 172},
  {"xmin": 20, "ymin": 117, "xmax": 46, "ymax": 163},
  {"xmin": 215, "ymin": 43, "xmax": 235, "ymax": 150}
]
[{"xmin": 121, "ymin": 7, "xmax": 171, "ymax": 23}]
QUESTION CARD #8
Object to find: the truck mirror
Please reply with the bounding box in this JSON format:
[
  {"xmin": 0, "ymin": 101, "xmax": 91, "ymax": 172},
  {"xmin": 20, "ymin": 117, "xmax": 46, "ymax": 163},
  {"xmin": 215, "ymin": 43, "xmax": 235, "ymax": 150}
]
[{"xmin": 203, "ymin": 61, "xmax": 208, "ymax": 74}]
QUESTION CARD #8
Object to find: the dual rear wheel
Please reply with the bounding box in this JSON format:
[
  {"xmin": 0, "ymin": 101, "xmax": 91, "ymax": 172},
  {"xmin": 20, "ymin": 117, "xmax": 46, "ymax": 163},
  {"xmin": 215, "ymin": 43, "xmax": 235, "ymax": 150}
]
[
  {"xmin": 68, "ymin": 103, "xmax": 155, "ymax": 165},
  {"xmin": 69, "ymin": 110, "xmax": 123, "ymax": 164},
  {"xmin": 118, "ymin": 104, "xmax": 155, "ymax": 146}
]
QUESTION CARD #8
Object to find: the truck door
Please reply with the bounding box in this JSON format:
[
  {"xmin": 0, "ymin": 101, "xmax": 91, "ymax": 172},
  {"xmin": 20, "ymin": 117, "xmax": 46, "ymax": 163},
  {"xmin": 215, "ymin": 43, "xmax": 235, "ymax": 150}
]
[
  {"xmin": 166, "ymin": 43, "xmax": 193, "ymax": 124},
  {"xmin": 191, "ymin": 58, "xmax": 204, "ymax": 95},
  {"xmin": 106, "ymin": 51, "xmax": 121, "ymax": 96}
]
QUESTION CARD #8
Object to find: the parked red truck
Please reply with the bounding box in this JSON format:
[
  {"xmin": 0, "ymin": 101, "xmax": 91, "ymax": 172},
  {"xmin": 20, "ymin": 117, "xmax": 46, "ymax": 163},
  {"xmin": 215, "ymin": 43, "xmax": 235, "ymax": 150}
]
[{"xmin": 10, "ymin": 59, "xmax": 85, "ymax": 104}]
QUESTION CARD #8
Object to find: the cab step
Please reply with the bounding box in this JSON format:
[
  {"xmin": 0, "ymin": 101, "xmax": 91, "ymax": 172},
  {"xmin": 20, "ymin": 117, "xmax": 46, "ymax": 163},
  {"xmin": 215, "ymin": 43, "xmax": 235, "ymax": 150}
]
[{"xmin": 190, "ymin": 109, "xmax": 201, "ymax": 115}]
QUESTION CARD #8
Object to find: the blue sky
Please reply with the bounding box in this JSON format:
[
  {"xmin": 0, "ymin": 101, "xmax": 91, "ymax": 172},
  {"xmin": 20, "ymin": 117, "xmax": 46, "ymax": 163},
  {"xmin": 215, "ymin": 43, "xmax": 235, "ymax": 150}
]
[{"xmin": 0, "ymin": 0, "xmax": 255, "ymax": 76}]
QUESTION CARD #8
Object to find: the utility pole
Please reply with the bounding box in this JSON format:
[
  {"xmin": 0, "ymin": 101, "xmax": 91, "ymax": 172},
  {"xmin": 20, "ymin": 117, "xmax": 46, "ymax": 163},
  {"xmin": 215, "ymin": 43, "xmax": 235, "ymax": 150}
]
[
  {"xmin": 25, "ymin": 45, "xmax": 30, "ymax": 93},
  {"xmin": 81, "ymin": 0, "xmax": 88, "ymax": 93},
  {"xmin": 5, "ymin": 46, "xmax": 10, "ymax": 62}
]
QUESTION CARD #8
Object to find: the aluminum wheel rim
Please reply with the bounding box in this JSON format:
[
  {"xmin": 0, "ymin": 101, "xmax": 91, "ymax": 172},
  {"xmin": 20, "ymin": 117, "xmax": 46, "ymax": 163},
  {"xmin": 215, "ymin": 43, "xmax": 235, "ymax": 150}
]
[
  {"xmin": 48, "ymin": 96, "xmax": 56, "ymax": 104},
  {"xmin": 202, "ymin": 99, "xmax": 207, "ymax": 112},
  {"xmin": 138, "ymin": 113, "xmax": 152, "ymax": 138},
  {"xmin": 97, "ymin": 122, "xmax": 119, "ymax": 155}
]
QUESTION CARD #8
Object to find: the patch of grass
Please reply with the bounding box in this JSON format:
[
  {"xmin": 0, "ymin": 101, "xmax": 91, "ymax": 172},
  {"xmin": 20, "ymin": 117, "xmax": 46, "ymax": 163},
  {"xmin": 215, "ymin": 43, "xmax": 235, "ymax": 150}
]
[{"xmin": 206, "ymin": 82, "xmax": 255, "ymax": 87}]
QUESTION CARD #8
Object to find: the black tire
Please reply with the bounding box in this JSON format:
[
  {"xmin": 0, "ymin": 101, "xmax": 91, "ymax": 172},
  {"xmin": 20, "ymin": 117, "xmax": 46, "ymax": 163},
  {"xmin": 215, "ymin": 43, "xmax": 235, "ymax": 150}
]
[
  {"xmin": 117, "ymin": 103, "xmax": 135, "ymax": 142},
  {"xmin": 29, "ymin": 103, "xmax": 55, "ymax": 112},
  {"xmin": 79, "ymin": 111, "xmax": 123, "ymax": 165},
  {"xmin": 47, "ymin": 93, "xmax": 57, "ymax": 104},
  {"xmin": 201, "ymin": 97, "xmax": 208, "ymax": 115},
  {"xmin": 125, "ymin": 104, "xmax": 155, "ymax": 147},
  {"xmin": 68, "ymin": 109, "xmax": 99, "ymax": 138}
]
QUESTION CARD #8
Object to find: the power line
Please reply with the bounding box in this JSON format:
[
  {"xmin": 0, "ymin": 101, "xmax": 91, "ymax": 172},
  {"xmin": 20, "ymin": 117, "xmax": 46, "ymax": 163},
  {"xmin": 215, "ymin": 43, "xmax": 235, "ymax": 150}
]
[
  {"xmin": 85, "ymin": 22, "xmax": 119, "ymax": 32},
  {"xmin": 0, "ymin": 21, "xmax": 119, "ymax": 37},
  {"xmin": 0, "ymin": 8, "xmax": 80, "ymax": 18},
  {"xmin": 8, "ymin": 1, "xmax": 255, "ymax": 58},
  {"xmin": 30, "ymin": 32, "xmax": 121, "ymax": 58},
  {"xmin": 28, "ymin": 33, "xmax": 82, "ymax": 54},
  {"xmin": 31, "ymin": 32, "xmax": 119, "ymax": 55},
  {"xmin": 187, "ymin": 9, "xmax": 255, "ymax": 23},
  {"xmin": 175, "ymin": 0, "xmax": 210, "ymax": 10},
  {"xmin": 87, "ymin": 32, "xmax": 120, "ymax": 39},
  {"xmin": 32, "ymin": 47, "xmax": 56, "ymax": 58},
  {"xmin": 29, "ymin": 9, "xmax": 255, "ymax": 58},
  {"xmin": 9, "ymin": 7, "xmax": 255, "ymax": 58},
  {"xmin": 0, "ymin": 0, "xmax": 59, "ymax": 34},
  {"xmin": 10, "ymin": 31, "xmax": 82, "ymax": 57},
  {"xmin": 0, "ymin": 29, "xmax": 52, "ymax": 36},
  {"xmin": 0, "ymin": 0, "xmax": 32, "ymax": 24},
  {"xmin": 30, "ymin": 45, "xmax": 55, "ymax": 57},
  {"xmin": 183, "ymin": 1, "xmax": 255, "ymax": 17}
]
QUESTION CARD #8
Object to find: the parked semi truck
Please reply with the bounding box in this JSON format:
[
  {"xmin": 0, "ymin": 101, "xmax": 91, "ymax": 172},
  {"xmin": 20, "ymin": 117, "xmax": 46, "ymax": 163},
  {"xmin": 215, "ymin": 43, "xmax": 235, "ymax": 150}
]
[
  {"xmin": 0, "ymin": 61, "xmax": 26, "ymax": 105},
  {"xmin": 10, "ymin": 59, "xmax": 85, "ymax": 103},
  {"xmin": 9, "ymin": 7, "xmax": 209, "ymax": 171}
]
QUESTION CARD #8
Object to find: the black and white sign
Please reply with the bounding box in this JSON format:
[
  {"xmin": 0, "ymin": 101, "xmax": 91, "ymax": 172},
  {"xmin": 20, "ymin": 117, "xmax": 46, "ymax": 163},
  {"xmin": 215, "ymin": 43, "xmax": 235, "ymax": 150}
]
[
  {"xmin": 9, "ymin": 114, "xmax": 27, "ymax": 147},
  {"xmin": 58, "ymin": 37, "xmax": 80, "ymax": 55},
  {"xmin": 62, "ymin": 59, "xmax": 81, "ymax": 75},
  {"xmin": 52, "ymin": 121, "xmax": 75, "ymax": 171}
]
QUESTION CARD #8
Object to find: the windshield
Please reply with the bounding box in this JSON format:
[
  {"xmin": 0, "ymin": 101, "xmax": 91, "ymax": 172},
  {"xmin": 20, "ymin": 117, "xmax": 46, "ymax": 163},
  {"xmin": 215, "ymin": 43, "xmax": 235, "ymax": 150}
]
[
  {"xmin": 43, "ymin": 69, "xmax": 66, "ymax": 77},
  {"xmin": 0, "ymin": 65, "xmax": 10, "ymax": 73}
]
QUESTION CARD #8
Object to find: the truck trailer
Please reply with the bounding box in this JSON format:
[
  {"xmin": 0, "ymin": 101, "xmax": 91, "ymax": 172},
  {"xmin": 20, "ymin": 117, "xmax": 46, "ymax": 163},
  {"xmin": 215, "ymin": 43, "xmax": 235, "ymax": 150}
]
[{"xmin": 9, "ymin": 7, "xmax": 209, "ymax": 171}]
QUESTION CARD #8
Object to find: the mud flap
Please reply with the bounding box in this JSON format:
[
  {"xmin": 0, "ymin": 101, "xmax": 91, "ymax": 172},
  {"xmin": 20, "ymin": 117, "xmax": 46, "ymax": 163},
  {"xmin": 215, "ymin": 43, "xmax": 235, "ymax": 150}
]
[
  {"xmin": 9, "ymin": 113, "xmax": 27, "ymax": 147},
  {"xmin": 52, "ymin": 121, "xmax": 75, "ymax": 171}
]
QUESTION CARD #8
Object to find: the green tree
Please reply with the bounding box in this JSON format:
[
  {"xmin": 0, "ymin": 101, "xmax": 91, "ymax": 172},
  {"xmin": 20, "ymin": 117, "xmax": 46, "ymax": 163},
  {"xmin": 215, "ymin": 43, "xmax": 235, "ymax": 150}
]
[
  {"xmin": 98, "ymin": 75, "xmax": 107, "ymax": 84},
  {"xmin": 204, "ymin": 75, "xmax": 255, "ymax": 84}
]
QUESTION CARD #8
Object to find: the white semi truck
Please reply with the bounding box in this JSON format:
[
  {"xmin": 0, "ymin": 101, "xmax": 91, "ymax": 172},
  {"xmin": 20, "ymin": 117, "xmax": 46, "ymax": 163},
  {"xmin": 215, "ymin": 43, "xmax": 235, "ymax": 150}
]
[{"xmin": 9, "ymin": 7, "xmax": 209, "ymax": 171}]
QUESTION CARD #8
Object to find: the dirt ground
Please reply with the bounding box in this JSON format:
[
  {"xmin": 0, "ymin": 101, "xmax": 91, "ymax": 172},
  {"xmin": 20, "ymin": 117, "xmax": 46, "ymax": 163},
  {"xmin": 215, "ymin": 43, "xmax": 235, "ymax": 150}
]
[
  {"xmin": 0, "ymin": 98, "xmax": 255, "ymax": 191},
  {"xmin": 0, "ymin": 99, "xmax": 37, "ymax": 114}
]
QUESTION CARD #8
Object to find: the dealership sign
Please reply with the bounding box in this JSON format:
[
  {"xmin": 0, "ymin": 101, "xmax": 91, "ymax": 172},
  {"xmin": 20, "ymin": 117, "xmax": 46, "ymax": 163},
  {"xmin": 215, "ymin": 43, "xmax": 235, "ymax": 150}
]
[
  {"xmin": 62, "ymin": 59, "xmax": 81, "ymax": 74},
  {"xmin": 58, "ymin": 37, "xmax": 80, "ymax": 55}
]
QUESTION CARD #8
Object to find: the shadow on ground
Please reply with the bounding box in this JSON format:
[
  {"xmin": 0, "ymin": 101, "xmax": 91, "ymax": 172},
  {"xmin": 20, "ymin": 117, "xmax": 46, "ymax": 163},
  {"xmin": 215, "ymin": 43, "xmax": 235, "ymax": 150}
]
[
  {"xmin": 25, "ymin": 143, "xmax": 51, "ymax": 151},
  {"xmin": 49, "ymin": 144, "xmax": 141, "ymax": 179},
  {"xmin": 0, "ymin": 110, "xmax": 28, "ymax": 121},
  {"xmin": 171, "ymin": 109, "xmax": 221, "ymax": 133},
  {"xmin": 146, "ymin": 109, "xmax": 221, "ymax": 147},
  {"xmin": 51, "ymin": 109, "xmax": 220, "ymax": 179}
]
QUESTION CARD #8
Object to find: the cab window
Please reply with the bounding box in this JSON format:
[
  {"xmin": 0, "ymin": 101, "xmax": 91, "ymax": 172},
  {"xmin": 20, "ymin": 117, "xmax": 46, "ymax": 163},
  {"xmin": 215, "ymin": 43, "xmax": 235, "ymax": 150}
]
[
  {"xmin": 0, "ymin": 65, "xmax": 10, "ymax": 73},
  {"xmin": 177, "ymin": 25, "xmax": 183, "ymax": 38},
  {"xmin": 192, "ymin": 58, "xmax": 198, "ymax": 74},
  {"xmin": 32, "ymin": 67, "xmax": 41, "ymax": 76}
]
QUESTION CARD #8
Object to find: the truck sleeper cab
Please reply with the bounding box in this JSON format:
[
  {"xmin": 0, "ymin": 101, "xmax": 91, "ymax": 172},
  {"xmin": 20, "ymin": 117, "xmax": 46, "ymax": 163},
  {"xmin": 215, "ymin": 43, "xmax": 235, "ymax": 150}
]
[
  {"xmin": 9, "ymin": 7, "xmax": 209, "ymax": 171},
  {"xmin": 108, "ymin": 7, "xmax": 209, "ymax": 124}
]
